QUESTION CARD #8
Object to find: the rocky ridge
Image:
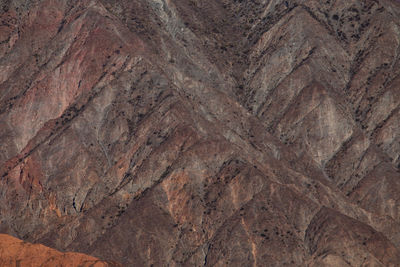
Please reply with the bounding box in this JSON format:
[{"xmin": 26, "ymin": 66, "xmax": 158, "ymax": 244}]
[
  {"xmin": 0, "ymin": 233, "xmax": 119, "ymax": 266},
  {"xmin": 0, "ymin": 0, "xmax": 399, "ymax": 266}
]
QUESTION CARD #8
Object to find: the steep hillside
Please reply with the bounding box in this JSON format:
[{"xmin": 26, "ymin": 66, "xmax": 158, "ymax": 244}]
[{"xmin": 0, "ymin": 0, "xmax": 399, "ymax": 266}]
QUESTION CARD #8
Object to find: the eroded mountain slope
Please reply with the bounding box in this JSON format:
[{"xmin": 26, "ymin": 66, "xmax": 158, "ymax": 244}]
[{"xmin": 0, "ymin": 0, "xmax": 399, "ymax": 266}]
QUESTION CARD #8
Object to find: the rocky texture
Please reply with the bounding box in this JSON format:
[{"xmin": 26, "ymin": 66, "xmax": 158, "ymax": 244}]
[
  {"xmin": 0, "ymin": 0, "xmax": 399, "ymax": 266},
  {"xmin": 0, "ymin": 233, "xmax": 119, "ymax": 266}
]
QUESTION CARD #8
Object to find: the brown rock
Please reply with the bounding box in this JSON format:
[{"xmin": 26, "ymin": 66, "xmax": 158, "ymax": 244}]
[{"xmin": 0, "ymin": 0, "xmax": 399, "ymax": 266}]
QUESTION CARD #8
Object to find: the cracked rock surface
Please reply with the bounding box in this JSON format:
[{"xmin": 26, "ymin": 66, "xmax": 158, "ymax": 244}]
[{"xmin": 0, "ymin": 0, "xmax": 400, "ymax": 266}]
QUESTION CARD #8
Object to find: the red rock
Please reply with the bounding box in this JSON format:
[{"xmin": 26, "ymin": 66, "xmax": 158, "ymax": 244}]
[
  {"xmin": 0, "ymin": 0, "xmax": 399, "ymax": 265},
  {"xmin": 0, "ymin": 233, "xmax": 120, "ymax": 266}
]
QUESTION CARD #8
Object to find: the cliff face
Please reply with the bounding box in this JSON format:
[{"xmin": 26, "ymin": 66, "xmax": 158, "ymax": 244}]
[{"xmin": 0, "ymin": 0, "xmax": 399, "ymax": 266}]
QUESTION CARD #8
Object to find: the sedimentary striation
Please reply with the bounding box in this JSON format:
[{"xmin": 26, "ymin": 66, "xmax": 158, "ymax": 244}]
[{"xmin": 0, "ymin": 0, "xmax": 399, "ymax": 266}]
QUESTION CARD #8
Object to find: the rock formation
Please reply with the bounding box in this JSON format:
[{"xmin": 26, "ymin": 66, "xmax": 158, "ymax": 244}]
[
  {"xmin": 0, "ymin": 234, "xmax": 119, "ymax": 266},
  {"xmin": 0, "ymin": 0, "xmax": 399, "ymax": 266}
]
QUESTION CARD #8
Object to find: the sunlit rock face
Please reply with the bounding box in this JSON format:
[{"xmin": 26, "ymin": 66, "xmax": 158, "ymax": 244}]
[
  {"xmin": 0, "ymin": 234, "xmax": 120, "ymax": 266},
  {"xmin": 0, "ymin": 0, "xmax": 399, "ymax": 266}
]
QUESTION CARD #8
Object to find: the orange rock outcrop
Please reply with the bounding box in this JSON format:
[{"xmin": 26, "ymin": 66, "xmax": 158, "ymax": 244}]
[{"xmin": 0, "ymin": 234, "xmax": 119, "ymax": 267}]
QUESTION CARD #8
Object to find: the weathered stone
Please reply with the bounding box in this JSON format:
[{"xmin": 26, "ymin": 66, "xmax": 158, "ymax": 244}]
[{"xmin": 0, "ymin": 0, "xmax": 399, "ymax": 265}]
